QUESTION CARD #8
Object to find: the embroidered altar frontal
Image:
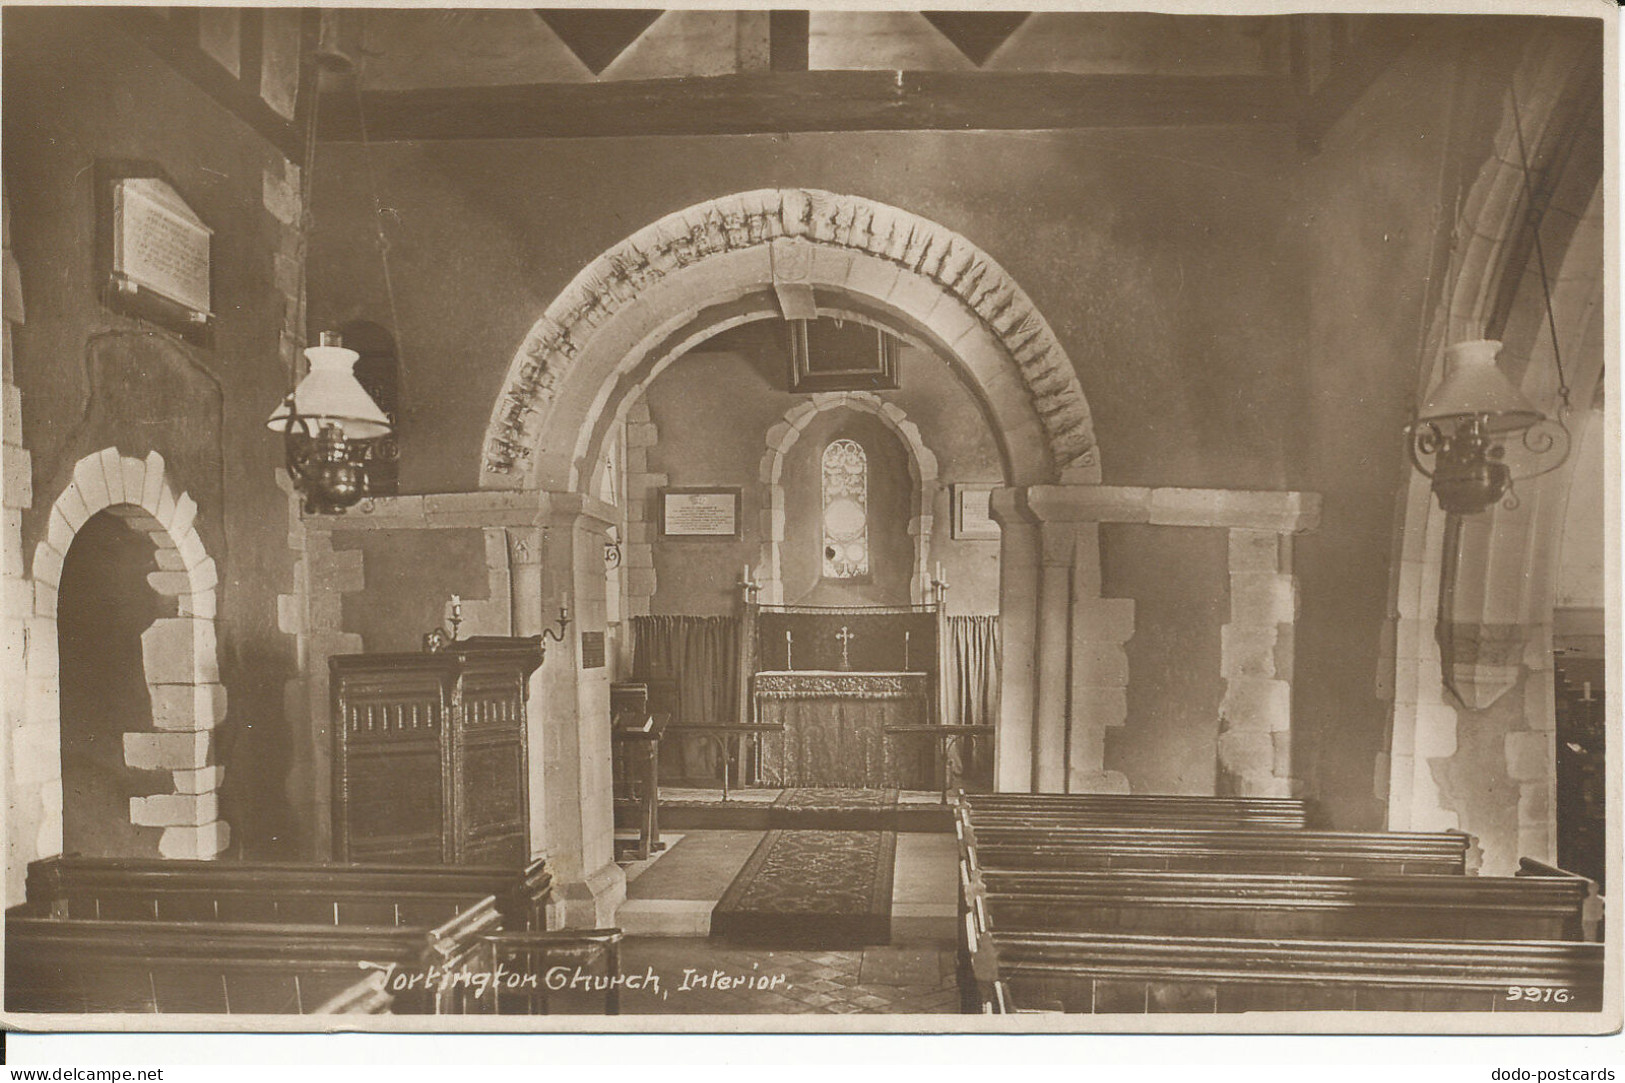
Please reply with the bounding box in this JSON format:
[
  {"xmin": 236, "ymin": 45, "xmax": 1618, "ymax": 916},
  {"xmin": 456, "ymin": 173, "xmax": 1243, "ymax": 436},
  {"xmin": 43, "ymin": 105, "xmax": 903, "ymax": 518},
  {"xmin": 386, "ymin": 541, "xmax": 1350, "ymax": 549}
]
[{"xmin": 754, "ymin": 671, "xmax": 931, "ymax": 788}]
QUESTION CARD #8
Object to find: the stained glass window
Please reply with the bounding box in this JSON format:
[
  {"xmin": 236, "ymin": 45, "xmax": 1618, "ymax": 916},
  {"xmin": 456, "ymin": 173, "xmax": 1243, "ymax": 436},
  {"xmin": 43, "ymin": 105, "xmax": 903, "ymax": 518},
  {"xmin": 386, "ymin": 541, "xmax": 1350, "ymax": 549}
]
[{"xmin": 821, "ymin": 439, "xmax": 868, "ymax": 578}]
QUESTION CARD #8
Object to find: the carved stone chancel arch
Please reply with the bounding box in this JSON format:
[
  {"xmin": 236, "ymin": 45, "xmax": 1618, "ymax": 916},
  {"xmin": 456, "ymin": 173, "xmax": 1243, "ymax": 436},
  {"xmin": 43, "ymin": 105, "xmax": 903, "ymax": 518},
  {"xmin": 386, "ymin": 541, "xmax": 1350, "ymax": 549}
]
[
  {"xmin": 479, "ymin": 189, "xmax": 1099, "ymax": 492},
  {"xmin": 25, "ymin": 447, "xmax": 230, "ymax": 861},
  {"xmin": 755, "ymin": 392, "xmax": 940, "ymax": 606}
]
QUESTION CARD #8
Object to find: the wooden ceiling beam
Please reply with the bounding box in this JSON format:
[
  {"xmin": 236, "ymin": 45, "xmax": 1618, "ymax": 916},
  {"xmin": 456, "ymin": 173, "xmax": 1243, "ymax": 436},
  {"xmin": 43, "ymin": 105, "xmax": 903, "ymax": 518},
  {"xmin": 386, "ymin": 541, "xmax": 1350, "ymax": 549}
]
[{"xmin": 317, "ymin": 71, "xmax": 1296, "ymax": 141}]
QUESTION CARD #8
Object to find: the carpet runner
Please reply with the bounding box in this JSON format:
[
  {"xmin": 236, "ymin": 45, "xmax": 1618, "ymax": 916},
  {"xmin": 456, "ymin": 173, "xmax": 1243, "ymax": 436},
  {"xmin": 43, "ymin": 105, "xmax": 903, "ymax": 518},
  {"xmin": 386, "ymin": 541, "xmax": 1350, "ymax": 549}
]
[
  {"xmin": 770, "ymin": 787, "xmax": 897, "ymax": 829},
  {"xmin": 661, "ymin": 787, "xmax": 951, "ymax": 832},
  {"xmin": 709, "ymin": 829, "xmax": 897, "ymax": 948}
]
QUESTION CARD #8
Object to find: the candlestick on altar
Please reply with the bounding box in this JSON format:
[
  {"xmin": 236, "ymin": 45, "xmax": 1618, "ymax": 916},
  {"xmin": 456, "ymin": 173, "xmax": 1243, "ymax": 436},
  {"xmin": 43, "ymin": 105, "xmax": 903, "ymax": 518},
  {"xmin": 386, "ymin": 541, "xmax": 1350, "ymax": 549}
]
[
  {"xmin": 786, "ymin": 629, "xmax": 793, "ymax": 671},
  {"xmin": 904, "ymin": 630, "xmax": 910, "ymax": 671}
]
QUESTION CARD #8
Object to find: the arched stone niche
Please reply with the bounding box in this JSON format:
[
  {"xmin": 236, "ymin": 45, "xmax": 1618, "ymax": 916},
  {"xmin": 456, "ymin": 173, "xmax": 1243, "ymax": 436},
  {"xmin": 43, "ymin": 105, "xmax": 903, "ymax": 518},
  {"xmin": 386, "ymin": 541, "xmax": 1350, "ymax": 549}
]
[{"xmin": 23, "ymin": 447, "xmax": 230, "ymax": 863}]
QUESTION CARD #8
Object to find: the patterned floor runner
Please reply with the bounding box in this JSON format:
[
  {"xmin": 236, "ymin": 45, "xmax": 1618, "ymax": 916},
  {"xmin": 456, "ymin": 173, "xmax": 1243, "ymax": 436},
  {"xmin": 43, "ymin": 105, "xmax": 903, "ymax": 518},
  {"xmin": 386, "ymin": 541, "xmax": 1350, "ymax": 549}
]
[
  {"xmin": 709, "ymin": 829, "xmax": 897, "ymax": 948},
  {"xmin": 770, "ymin": 787, "xmax": 898, "ymax": 829}
]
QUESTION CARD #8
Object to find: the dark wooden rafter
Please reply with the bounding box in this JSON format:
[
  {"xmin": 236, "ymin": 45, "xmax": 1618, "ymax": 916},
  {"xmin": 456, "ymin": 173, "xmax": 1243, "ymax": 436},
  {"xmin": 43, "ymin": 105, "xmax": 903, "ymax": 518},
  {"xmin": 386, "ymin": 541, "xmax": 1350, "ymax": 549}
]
[
  {"xmin": 101, "ymin": 8, "xmax": 316, "ymax": 161},
  {"xmin": 922, "ymin": 12, "xmax": 1031, "ymax": 68},
  {"xmin": 318, "ymin": 71, "xmax": 1295, "ymax": 142},
  {"xmin": 535, "ymin": 9, "xmax": 662, "ymax": 76},
  {"xmin": 768, "ymin": 10, "xmax": 810, "ymax": 73}
]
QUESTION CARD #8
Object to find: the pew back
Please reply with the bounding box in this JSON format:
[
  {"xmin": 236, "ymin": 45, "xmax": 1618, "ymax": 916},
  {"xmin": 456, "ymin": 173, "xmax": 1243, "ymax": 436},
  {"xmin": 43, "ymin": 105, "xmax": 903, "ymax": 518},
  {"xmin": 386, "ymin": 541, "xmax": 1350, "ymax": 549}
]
[
  {"xmin": 965, "ymin": 867, "xmax": 1599, "ymax": 942},
  {"xmin": 20, "ymin": 856, "xmax": 551, "ymax": 931},
  {"xmin": 7, "ymin": 858, "xmax": 551, "ymax": 1014},
  {"xmin": 973, "ymin": 929, "xmax": 1605, "ymax": 1014},
  {"xmin": 959, "ymin": 820, "xmax": 1470, "ymax": 877},
  {"xmin": 960, "ymin": 793, "xmax": 1309, "ymax": 829}
]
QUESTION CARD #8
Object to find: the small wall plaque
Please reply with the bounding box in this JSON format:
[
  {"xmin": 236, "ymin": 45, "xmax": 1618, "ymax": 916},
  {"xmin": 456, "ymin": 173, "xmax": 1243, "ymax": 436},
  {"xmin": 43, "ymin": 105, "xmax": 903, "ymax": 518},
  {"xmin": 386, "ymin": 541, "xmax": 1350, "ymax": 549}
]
[
  {"xmin": 659, "ymin": 487, "xmax": 742, "ymax": 539},
  {"xmin": 99, "ymin": 164, "xmax": 213, "ymax": 343},
  {"xmin": 580, "ymin": 631, "xmax": 606, "ymax": 670},
  {"xmin": 953, "ymin": 483, "xmax": 1001, "ymax": 539}
]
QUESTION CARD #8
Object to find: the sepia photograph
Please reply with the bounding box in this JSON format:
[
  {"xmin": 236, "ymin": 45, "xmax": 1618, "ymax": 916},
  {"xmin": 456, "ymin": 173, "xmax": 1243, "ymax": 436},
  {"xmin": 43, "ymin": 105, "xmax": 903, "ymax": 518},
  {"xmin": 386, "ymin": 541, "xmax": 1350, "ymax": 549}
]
[{"xmin": 0, "ymin": 0, "xmax": 1616, "ymax": 1044}]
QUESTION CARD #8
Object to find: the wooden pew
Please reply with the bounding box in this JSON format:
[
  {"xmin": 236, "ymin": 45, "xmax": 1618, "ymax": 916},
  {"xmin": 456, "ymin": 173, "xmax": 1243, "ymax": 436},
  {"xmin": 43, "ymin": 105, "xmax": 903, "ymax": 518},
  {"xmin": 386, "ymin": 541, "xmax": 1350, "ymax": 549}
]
[
  {"xmin": 20, "ymin": 856, "xmax": 552, "ymax": 930},
  {"xmin": 964, "ymin": 867, "xmax": 1601, "ymax": 942},
  {"xmin": 959, "ymin": 793, "xmax": 1309, "ymax": 829},
  {"xmin": 959, "ymin": 819, "xmax": 1471, "ymax": 877},
  {"xmin": 969, "ymin": 928, "xmax": 1605, "ymax": 1013},
  {"xmin": 6, "ymin": 858, "xmax": 552, "ymax": 1014}
]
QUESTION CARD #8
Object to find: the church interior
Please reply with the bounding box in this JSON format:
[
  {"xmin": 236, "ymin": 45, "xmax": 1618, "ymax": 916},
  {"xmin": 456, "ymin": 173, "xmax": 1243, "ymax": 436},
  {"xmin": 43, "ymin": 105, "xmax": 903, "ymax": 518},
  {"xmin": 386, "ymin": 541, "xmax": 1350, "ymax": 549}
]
[{"xmin": 0, "ymin": 6, "xmax": 1612, "ymax": 1022}]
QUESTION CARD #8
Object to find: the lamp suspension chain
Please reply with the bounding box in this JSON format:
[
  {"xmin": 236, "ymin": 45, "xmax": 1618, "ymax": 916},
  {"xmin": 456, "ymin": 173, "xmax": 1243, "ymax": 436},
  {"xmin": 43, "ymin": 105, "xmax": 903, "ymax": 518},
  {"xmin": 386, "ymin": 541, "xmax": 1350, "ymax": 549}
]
[{"xmin": 1508, "ymin": 79, "xmax": 1572, "ymax": 419}]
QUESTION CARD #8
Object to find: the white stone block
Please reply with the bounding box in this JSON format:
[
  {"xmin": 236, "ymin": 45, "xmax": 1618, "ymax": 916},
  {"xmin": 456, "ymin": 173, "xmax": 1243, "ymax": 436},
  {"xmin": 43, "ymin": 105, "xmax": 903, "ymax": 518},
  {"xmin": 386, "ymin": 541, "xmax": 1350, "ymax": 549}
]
[
  {"xmin": 71, "ymin": 455, "xmax": 111, "ymax": 513},
  {"xmin": 3, "ymin": 442, "xmax": 31, "ymax": 509},
  {"xmin": 1070, "ymin": 686, "xmax": 1127, "ymax": 729},
  {"xmin": 131, "ymin": 791, "xmax": 218, "ymax": 827},
  {"xmin": 35, "ymin": 811, "xmax": 63, "ymax": 857},
  {"xmin": 141, "ymin": 451, "xmax": 167, "ymax": 512},
  {"xmin": 1228, "ymin": 529, "xmax": 1283, "ymax": 572},
  {"xmin": 158, "ymin": 820, "xmax": 230, "ymax": 859},
  {"xmin": 124, "ymin": 729, "xmax": 211, "ymax": 771},
  {"xmin": 1217, "ymin": 730, "xmax": 1275, "ymax": 779},
  {"xmin": 146, "ymin": 570, "xmax": 193, "ymax": 596},
  {"xmin": 1025, "ymin": 485, "xmax": 1151, "ymax": 523},
  {"xmin": 1070, "ymin": 641, "xmax": 1128, "ymax": 688},
  {"xmin": 150, "ymin": 682, "xmax": 227, "ymax": 731},
  {"xmin": 24, "ymin": 615, "xmax": 56, "ymax": 675},
  {"xmin": 1066, "ymin": 769, "xmax": 1130, "ymax": 795},
  {"xmin": 175, "ymin": 527, "xmax": 208, "ymax": 570},
  {"xmin": 1074, "ymin": 598, "xmax": 1135, "ymax": 643},
  {"xmin": 99, "ymin": 447, "xmax": 127, "ymax": 505},
  {"xmin": 31, "ymin": 576, "xmax": 56, "ymax": 617},
  {"xmin": 172, "ymin": 765, "xmax": 225, "ymax": 795},
  {"xmin": 1412, "ymin": 703, "xmax": 1459, "ymax": 757},
  {"xmin": 1230, "ymin": 573, "xmax": 1296, "ymax": 625},
  {"xmin": 12, "ymin": 724, "xmax": 61, "ymax": 785},
  {"xmin": 1504, "ymin": 731, "xmax": 1552, "ymax": 782},
  {"xmin": 142, "ymin": 618, "xmax": 203, "ymax": 684},
  {"xmin": 1150, "ymin": 487, "xmax": 1320, "ymax": 532},
  {"xmin": 1219, "ymin": 677, "xmax": 1291, "ymax": 732},
  {"xmin": 1220, "ymin": 623, "xmax": 1277, "ymax": 679},
  {"xmin": 29, "ymin": 541, "xmax": 62, "ymax": 590}
]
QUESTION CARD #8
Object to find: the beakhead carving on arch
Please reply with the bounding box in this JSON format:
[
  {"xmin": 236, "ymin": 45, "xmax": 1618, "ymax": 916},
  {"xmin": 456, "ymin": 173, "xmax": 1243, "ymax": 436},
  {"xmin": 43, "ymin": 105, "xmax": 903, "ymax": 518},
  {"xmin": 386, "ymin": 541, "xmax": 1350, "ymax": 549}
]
[{"xmin": 482, "ymin": 189, "xmax": 1097, "ymax": 484}]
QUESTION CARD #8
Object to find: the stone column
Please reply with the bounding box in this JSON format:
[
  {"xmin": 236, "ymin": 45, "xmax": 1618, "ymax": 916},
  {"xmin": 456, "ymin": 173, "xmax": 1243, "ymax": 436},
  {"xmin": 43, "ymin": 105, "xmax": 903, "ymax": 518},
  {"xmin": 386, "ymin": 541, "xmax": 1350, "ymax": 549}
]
[
  {"xmin": 534, "ymin": 492, "xmax": 625, "ymax": 928},
  {"xmin": 1217, "ymin": 530, "xmax": 1297, "ymax": 797},
  {"xmin": 1023, "ymin": 486, "xmax": 1133, "ymax": 795},
  {"xmin": 1032, "ymin": 520, "xmax": 1078, "ymax": 792},
  {"xmin": 989, "ymin": 488, "xmax": 1039, "ymax": 792}
]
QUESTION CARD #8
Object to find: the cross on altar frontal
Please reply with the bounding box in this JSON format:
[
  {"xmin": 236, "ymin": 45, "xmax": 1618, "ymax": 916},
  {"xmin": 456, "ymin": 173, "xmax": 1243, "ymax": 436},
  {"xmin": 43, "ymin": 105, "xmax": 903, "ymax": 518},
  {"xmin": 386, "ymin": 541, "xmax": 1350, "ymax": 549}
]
[{"xmin": 835, "ymin": 625, "xmax": 855, "ymax": 670}]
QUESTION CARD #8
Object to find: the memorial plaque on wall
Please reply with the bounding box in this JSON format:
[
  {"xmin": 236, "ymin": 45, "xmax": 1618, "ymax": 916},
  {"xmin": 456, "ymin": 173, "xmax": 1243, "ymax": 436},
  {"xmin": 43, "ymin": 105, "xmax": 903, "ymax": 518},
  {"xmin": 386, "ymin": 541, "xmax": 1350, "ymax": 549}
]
[
  {"xmin": 659, "ymin": 487, "xmax": 742, "ymax": 538},
  {"xmin": 98, "ymin": 164, "xmax": 214, "ymax": 344},
  {"xmin": 580, "ymin": 631, "xmax": 606, "ymax": 669}
]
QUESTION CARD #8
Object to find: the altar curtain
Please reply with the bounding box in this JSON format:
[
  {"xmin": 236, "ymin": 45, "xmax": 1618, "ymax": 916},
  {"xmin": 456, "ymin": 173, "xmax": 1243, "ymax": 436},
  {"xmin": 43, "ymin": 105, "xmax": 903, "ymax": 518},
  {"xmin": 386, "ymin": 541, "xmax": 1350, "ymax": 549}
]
[
  {"xmin": 944, "ymin": 614, "xmax": 1000, "ymax": 727},
  {"xmin": 944, "ymin": 615, "xmax": 999, "ymax": 788},
  {"xmin": 629, "ymin": 615, "xmax": 740, "ymax": 783}
]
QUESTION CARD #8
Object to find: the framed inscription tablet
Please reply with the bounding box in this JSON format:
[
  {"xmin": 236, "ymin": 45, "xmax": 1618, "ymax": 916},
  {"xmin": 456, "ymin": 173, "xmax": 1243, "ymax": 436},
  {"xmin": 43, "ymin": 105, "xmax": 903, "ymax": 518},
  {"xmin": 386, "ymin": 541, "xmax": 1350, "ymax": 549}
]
[
  {"xmin": 97, "ymin": 163, "xmax": 214, "ymax": 344},
  {"xmin": 659, "ymin": 487, "xmax": 742, "ymax": 538}
]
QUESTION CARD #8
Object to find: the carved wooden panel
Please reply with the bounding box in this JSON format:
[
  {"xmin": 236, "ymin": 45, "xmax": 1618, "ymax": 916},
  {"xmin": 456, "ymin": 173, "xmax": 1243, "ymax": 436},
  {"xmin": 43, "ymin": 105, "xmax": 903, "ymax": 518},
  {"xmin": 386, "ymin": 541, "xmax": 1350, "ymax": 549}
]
[{"xmin": 331, "ymin": 639, "xmax": 541, "ymax": 864}]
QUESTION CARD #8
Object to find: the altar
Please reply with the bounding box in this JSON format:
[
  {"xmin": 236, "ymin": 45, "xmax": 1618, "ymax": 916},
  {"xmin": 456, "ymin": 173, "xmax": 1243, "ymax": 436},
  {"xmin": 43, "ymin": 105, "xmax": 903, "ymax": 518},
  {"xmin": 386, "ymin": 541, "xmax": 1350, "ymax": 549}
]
[{"xmin": 752, "ymin": 670, "xmax": 931, "ymax": 788}]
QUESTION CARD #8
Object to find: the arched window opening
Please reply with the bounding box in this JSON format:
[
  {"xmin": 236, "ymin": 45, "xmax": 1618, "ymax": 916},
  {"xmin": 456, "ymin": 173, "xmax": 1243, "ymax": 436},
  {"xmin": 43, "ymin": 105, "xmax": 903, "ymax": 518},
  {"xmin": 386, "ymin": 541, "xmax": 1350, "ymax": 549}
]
[{"xmin": 821, "ymin": 438, "xmax": 868, "ymax": 579}]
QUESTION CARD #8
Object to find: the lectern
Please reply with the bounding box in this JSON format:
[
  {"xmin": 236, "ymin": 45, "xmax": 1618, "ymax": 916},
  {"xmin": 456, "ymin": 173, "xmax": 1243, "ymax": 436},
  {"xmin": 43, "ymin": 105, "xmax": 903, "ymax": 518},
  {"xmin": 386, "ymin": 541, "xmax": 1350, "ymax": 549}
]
[{"xmin": 330, "ymin": 637, "xmax": 542, "ymax": 865}]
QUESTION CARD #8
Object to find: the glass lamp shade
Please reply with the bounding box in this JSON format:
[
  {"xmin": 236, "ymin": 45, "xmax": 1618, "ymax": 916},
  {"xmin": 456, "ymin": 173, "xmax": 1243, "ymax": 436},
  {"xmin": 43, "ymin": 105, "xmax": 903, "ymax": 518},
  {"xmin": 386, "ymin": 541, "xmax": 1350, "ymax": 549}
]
[
  {"xmin": 266, "ymin": 342, "xmax": 391, "ymax": 439},
  {"xmin": 1417, "ymin": 339, "xmax": 1544, "ymax": 435}
]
